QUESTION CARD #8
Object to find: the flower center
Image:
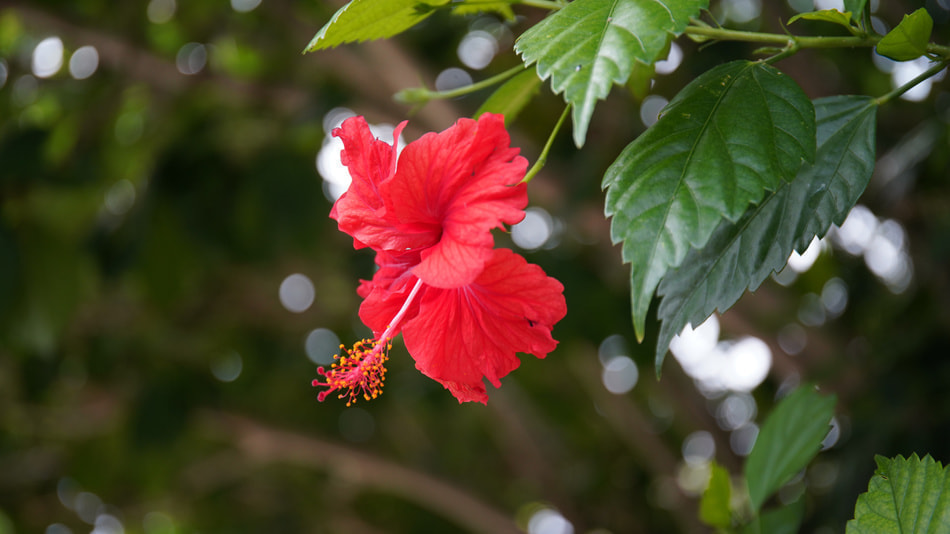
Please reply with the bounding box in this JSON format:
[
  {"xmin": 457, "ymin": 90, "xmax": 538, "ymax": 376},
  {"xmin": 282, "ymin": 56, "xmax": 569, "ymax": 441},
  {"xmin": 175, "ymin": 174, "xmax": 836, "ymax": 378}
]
[{"xmin": 312, "ymin": 278, "xmax": 424, "ymax": 406}]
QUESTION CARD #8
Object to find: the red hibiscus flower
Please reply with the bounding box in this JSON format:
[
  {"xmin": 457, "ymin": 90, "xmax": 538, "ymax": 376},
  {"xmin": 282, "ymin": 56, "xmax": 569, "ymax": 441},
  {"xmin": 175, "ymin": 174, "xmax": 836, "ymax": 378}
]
[{"xmin": 313, "ymin": 113, "xmax": 566, "ymax": 405}]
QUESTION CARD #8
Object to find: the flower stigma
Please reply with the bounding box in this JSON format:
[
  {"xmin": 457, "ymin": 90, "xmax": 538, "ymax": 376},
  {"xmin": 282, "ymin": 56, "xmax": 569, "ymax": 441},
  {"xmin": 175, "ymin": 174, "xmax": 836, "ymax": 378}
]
[{"xmin": 312, "ymin": 278, "xmax": 424, "ymax": 406}]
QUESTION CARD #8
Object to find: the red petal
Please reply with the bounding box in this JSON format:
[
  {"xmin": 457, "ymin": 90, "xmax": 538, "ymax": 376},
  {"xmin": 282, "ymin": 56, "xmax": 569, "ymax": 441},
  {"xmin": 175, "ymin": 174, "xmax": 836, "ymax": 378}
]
[
  {"xmin": 401, "ymin": 248, "xmax": 566, "ymax": 404},
  {"xmin": 385, "ymin": 114, "xmax": 529, "ymax": 288},
  {"xmin": 357, "ymin": 252, "xmax": 420, "ymax": 337},
  {"xmin": 330, "ymin": 117, "xmax": 419, "ymax": 252}
]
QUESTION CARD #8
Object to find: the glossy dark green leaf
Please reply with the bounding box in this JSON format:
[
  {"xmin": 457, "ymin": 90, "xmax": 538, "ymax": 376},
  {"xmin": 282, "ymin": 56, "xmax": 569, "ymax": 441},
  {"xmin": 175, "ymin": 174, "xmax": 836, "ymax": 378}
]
[
  {"xmin": 474, "ymin": 69, "xmax": 542, "ymax": 125},
  {"xmin": 745, "ymin": 386, "xmax": 836, "ymax": 513},
  {"xmin": 876, "ymin": 8, "xmax": 933, "ymax": 61},
  {"xmin": 847, "ymin": 454, "xmax": 950, "ymax": 533},
  {"xmin": 602, "ymin": 60, "xmax": 815, "ymax": 341},
  {"xmin": 700, "ymin": 461, "xmax": 732, "ymax": 528},
  {"xmin": 515, "ymin": 0, "xmax": 708, "ymax": 147},
  {"xmin": 653, "ymin": 95, "xmax": 876, "ymax": 366},
  {"xmin": 305, "ymin": 0, "xmax": 451, "ymax": 51}
]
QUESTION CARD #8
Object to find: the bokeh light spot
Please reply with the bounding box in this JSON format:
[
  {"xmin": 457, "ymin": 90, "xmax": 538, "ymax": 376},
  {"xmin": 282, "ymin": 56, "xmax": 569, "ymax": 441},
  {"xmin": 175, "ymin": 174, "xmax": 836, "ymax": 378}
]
[
  {"xmin": 512, "ymin": 207, "xmax": 553, "ymax": 251},
  {"xmin": 231, "ymin": 0, "xmax": 262, "ymax": 13},
  {"xmin": 147, "ymin": 0, "xmax": 176, "ymax": 24},
  {"xmin": 527, "ymin": 508, "xmax": 574, "ymax": 534},
  {"xmin": 435, "ymin": 68, "xmax": 472, "ymax": 92},
  {"xmin": 639, "ymin": 95, "xmax": 668, "ymax": 127},
  {"xmin": 601, "ymin": 356, "xmax": 639, "ymax": 395},
  {"xmin": 176, "ymin": 43, "xmax": 206, "ymax": 75},
  {"xmin": 305, "ymin": 328, "xmax": 340, "ymax": 365},
  {"xmin": 458, "ymin": 30, "xmax": 497, "ymax": 70},
  {"xmin": 279, "ymin": 273, "xmax": 315, "ymax": 313},
  {"xmin": 210, "ymin": 351, "xmax": 243, "ymax": 382},
  {"xmin": 69, "ymin": 46, "xmax": 99, "ymax": 80},
  {"xmin": 32, "ymin": 37, "xmax": 64, "ymax": 78}
]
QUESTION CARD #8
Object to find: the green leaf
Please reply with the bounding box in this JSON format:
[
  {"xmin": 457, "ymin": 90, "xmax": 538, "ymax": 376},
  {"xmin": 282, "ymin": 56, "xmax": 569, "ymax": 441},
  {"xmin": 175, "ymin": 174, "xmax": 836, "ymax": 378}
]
[
  {"xmin": 844, "ymin": 0, "xmax": 868, "ymax": 22},
  {"xmin": 602, "ymin": 60, "xmax": 815, "ymax": 341},
  {"xmin": 700, "ymin": 461, "xmax": 732, "ymax": 528},
  {"xmin": 741, "ymin": 498, "xmax": 805, "ymax": 534},
  {"xmin": 788, "ymin": 10, "xmax": 854, "ymax": 31},
  {"xmin": 847, "ymin": 454, "xmax": 950, "ymax": 533},
  {"xmin": 305, "ymin": 0, "xmax": 451, "ymax": 51},
  {"xmin": 515, "ymin": 0, "xmax": 708, "ymax": 147},
  {"xmin": 474, "ymin": 69, "xmax": 542, "ymax": 125},
  {"xmin": 653, "ymin": 96, "xmax": 876, "ymax": 366},
  {"xmin": 876, "ymin": 8, "xmax": 933, "ymax": 61},
  {"xmin": 452, "ymin": 1, "xmax": 515, "ymax": 21},
  {"xmin": 744, "ymin": 386, "xmax": 836, "ymax": 513}
]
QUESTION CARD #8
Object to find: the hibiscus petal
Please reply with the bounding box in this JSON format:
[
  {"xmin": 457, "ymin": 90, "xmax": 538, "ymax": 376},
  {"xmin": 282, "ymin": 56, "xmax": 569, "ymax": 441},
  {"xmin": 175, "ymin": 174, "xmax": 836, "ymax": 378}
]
[
  {"xmin": 386, "ymin": 113, "xmax": 529, "ymax": 288},
  {"xmin": 331, "ymin": 117, "xmax": 419, "ymax": 251},
  {"xmin": 401, "ymin": 248, "xmax": 567, "ymax": 404}
]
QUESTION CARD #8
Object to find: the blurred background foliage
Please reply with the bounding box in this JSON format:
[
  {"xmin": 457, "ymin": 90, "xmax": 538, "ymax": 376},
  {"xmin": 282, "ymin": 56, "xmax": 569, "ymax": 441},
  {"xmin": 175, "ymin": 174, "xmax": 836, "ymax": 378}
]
[{"xmin": 0, "ymin": 0, "xmax": 949, "ymax": 533}]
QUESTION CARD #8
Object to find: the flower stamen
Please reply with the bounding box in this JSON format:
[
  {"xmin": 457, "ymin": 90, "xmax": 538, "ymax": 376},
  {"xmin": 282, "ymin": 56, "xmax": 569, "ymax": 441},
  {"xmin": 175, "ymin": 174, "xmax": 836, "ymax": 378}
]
[{"xmin": 312, "ymin": 278, "xmax": 424, "ymax": 405}]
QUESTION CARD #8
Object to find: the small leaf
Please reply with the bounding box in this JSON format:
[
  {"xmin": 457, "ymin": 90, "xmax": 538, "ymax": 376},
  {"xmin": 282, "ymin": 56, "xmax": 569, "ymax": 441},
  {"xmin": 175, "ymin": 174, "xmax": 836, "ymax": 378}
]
[
  {"xmin": 700, "ymin": 461, "xmax": 732, "ymax": 528},
  {"xmin": 305, "ymin": 0, "xmax": 451, "ymax": 52},
  {"xmin": 788, "ymin": 10, "xmax": 854, "ymax": 31},
  {"xmin": 654, "ymin": 96, "xmax": 877, "ymax": 366},
  {"xmin": 744, "ymin": 386, "xmax": 836, "ymax": 513},
  {"xmin": 876, "ymin": 8, "xmax": 933, "ymax": 61},
  {"xmin": 847, "ymin": 454, "xmax": 950, "ymax": 533},
  {"xmin": 474, "ymin": 69, "xmax": 542, "ymax": 124},
  {"xmin": 602, "ymin": 60, "xmax": 815, "ymax": 341},
  {"xmin": 452, "ymin": 1, "xmax": 515, "ymax": 21},
  {"xmin": 844, "ymin": 0, "xmax": 868, "ymax": 22},
  {"xmin": 515, "ymin": 0, "xmax": 708, "ymax": 147},
  {"xmin": 741, "ymin": 498, "xmax": 805, "ymax": 534}
]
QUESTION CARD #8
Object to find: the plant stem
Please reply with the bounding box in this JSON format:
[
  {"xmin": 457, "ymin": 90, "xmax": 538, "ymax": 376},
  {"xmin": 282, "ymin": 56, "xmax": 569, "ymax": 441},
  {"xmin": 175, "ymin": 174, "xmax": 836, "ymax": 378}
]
[
  {"xmin": 516, "ymin": 0, "xmax": 564, "ymax": 10},
  {"xmin": 875, "ymin": 58, "xmax": 950, "ymax": 105},
  {"xmin": 394, "ymin": 65, "xmax": 525, "ymax": 104},
  {"xmin": 522, "ymin": 105, "xmax": 570, "ymax": 184},
  {"xmin": 684, "ymin": 24, "xmax": 950, "ymax": 58},
  {"xmin": 684, "ymin": 25, "xmax": 879, "ymax": 49}
]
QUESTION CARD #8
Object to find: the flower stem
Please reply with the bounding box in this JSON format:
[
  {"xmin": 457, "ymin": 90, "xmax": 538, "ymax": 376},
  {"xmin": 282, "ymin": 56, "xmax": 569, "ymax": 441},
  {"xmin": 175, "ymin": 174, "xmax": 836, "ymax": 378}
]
[
  {"xmin": 522, "ymin": 104, "xmax": 570, "ymax": 184},
  {"xmin": 875, "ymin": 58, "xmax": 950, "ymax": 106},
  {"xmin": 395, "ymin": 65, "xmax": 525, "ymax": 104}
]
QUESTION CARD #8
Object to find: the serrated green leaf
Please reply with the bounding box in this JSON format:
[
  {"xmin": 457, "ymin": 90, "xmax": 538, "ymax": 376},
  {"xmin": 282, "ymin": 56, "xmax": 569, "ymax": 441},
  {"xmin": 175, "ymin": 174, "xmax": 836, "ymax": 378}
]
[
  {"xmin": 653, "ymin": 95, "xmax": 876, "ymax": 367},
  {"xmin": 745, "ymin": 386, "xmax": 836, "ymax": 513},
  {"xmin": 452, "ymin": 1, "xmax": 515, "ymax": 21},
  {"xmin": 515, "ymin": 0, "xmax": 708, "ymax": 147},
  {"xmin": 847, "ymin": 454, "xmax": 950, "ymax": 533},
  {"xmin": 788, "ymin": 10, "xmax": 854, "ymax": 30},
  {"xmin": 844, "ymin": 0, "xmax": 868, "ymax": 22},
  {"xmin": 876, "ymin": 8, "xmax": 933, "ymax": 61},
  {"xmin": 602, "ymin": 60, "xmax": 815, "ymax": 341},
  {"xmin": 474, "ymin": 69, "xmax": 541, "ymax": 124},
  {"xmin": 740, "ymin": 498, "xmax": 805, "ymax": 534},
  {"xmin": 700, "ymin": 461, "xmax": 732, "ymax": 528},
  {"xmin": 305, "ymin": 0, "xmax": 451, "ymax": 52}
]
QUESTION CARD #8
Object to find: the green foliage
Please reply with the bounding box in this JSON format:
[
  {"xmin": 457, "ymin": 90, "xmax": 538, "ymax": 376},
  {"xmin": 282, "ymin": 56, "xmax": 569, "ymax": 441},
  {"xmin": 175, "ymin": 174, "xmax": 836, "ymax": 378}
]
[
  {"xmin": 515, "ymin": 0, "xmax": 708, "ymax": 147},
  {"xmin": 843, "ymin": 0, "xmax": 868, "ymax": 22},
  {"xmin": 876, "ymin": 8, "xmax": 933, "ymax": 61},
  {"xmin": 451, "ymin": 0, "xmax": 516, "ymax": 21},
  {"xmin": 305, "ymin": 0, "xmax": 452, "ymax": 51},
  {"xmin": 745, "ymin": 386, "xmax": 836, "ymax": 513},
  {"xmin": 475, "ymin": 69, "xmax": 542, "ymax": 124},
  {"xmin": 700, "ymin": 461, "xmax": 732, "ymax": 528},
  {"xmin": 602, "ymin": 60, "xmax": 815, "ymax": 341},
  {"xmin": 847, "ymin": 454, "xmax": 950, "ymax": 533},
  {"xmin": 654, "ymin": 96, "xmax": 877, "ymax": 366},
  {"xmin": 788, "ymin": 9, "xmax": 855, "ymax": 31},
  {"xmin": 740, "ymin": 498, "xmax": 805, "ymax": 534}
]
